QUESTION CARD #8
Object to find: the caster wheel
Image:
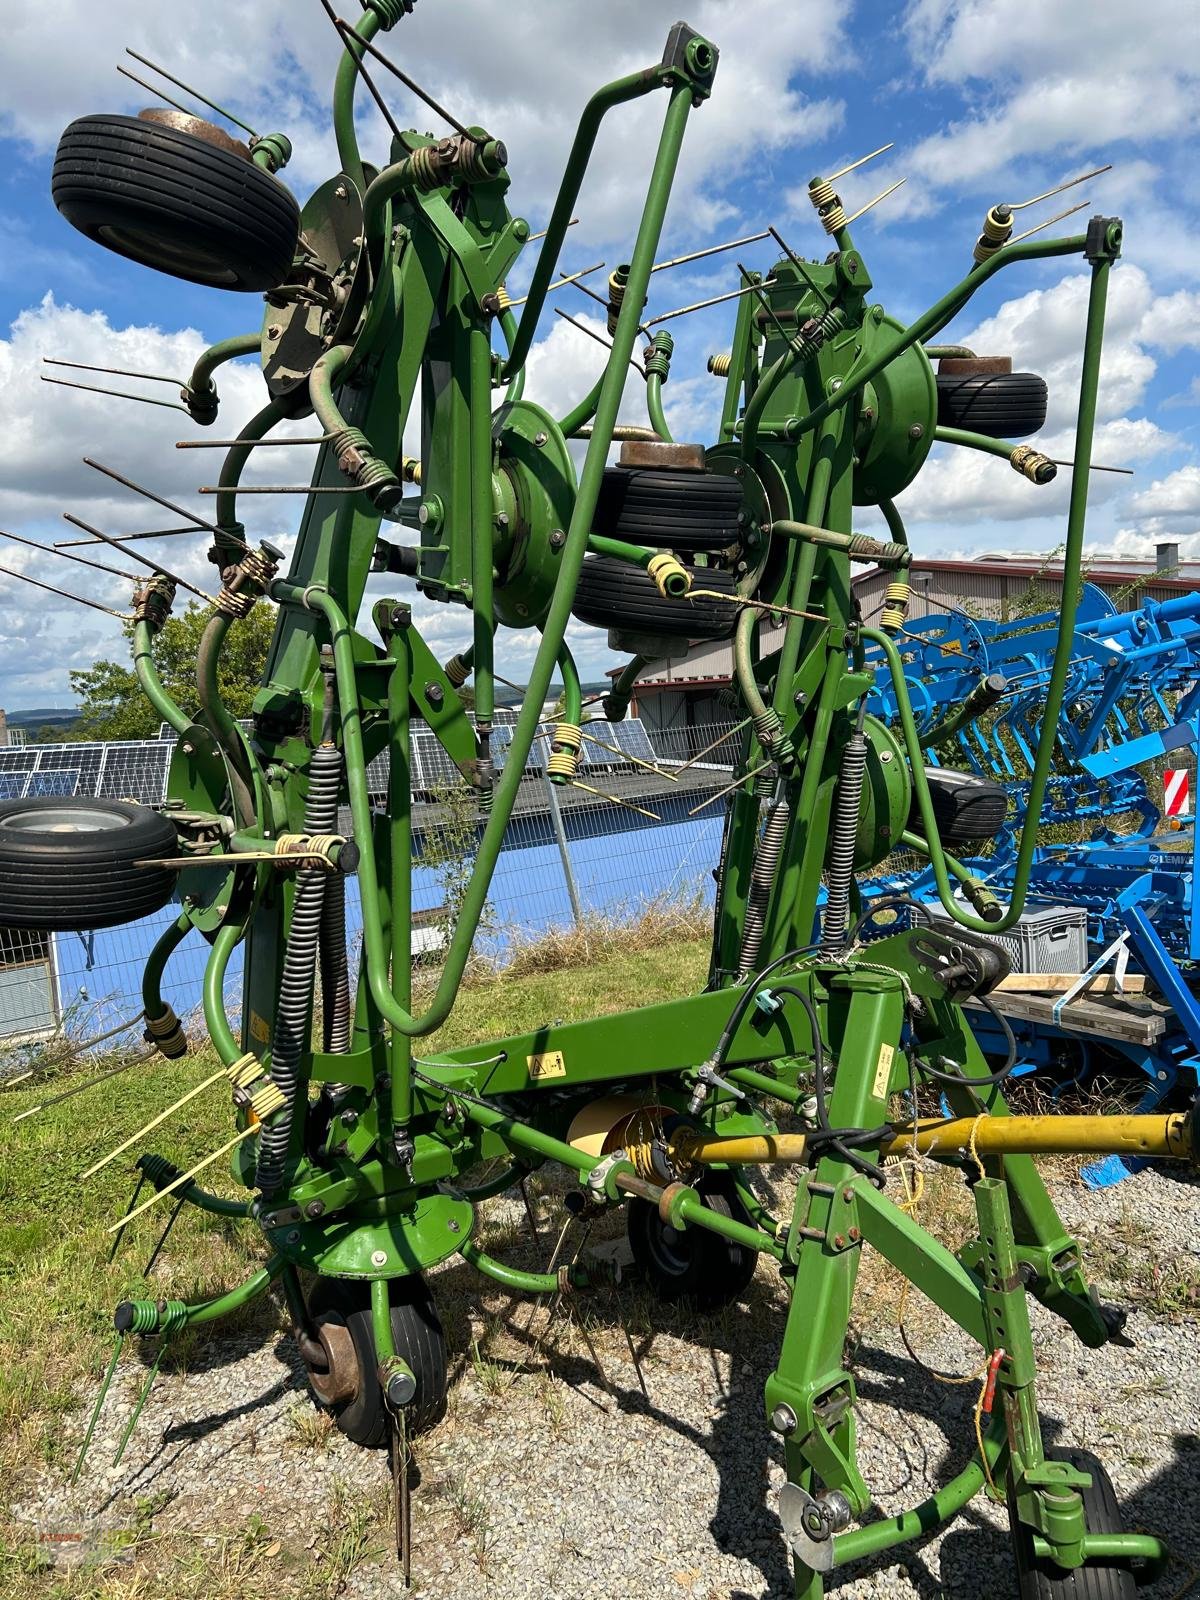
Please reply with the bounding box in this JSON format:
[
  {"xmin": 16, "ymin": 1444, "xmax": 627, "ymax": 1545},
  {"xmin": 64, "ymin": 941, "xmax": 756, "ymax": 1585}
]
[
  {"xmin": 304, "ymin": 1275, "xmax": 448, "ymax": 1447},
  {"xmin": 627, "ymin": 1170, "xmax": 758, "ymax": 1310},
  {"xmin": 1009, "ymin": 1449, "xmax": 1137, "ymax": 1598}
]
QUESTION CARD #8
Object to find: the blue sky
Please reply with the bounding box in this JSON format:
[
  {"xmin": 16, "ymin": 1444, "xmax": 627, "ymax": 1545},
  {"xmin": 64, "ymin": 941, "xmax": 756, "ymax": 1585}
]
[{"xmin": 0, "ymin": 0, "xmax": 1197, "ymax": 709}]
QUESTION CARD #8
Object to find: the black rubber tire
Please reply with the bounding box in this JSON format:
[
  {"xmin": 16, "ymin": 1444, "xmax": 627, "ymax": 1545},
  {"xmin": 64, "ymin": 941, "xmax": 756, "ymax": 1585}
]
[
  {"xmin": 52, "ymin": 114, "xmax": 300, "ymax": 291},
  {"xmin": 1009, "ymin": 1449, "xmax": 1137, "ymax": 1598},
  {"xmin": 0, "ymin": 798, "xmax": 178, "ymax": 932},
  {"xmin": 627, "ymin": 1171, "xmax": 758, "ymax": 1310},
  {"xmin": 306, "ymin": 1276, "xmax": 448, "ymax": 1448},
  {"xmin": 572, "ymin": 556, "xmax": 738, "ymax": 640},
  {"xmin": 910, "ymin": 766, "xmax": 1009, "ymax": 847},
  {"xmin": 592, "ymin": 466, "xmax": 745, "ymax": 552},
  {"xmin": 936, "ymin": 371, "xmax": 1048, "ymax": 439}
]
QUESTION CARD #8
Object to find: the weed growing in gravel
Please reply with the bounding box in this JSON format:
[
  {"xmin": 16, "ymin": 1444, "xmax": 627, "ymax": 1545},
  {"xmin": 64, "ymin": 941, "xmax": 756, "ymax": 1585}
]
[{"xmin": 284, "ymin": 1404, "xmax": 335, "ymax": 1453}]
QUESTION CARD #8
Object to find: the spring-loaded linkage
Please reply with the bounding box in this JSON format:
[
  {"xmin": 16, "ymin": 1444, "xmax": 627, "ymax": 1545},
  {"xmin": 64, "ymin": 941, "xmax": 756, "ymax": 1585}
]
[
  {"xmin": 821, "ymin": 706, "xmax": 870, "ymax": 951},
  {"xmin": 707, "ymin": 352, "xmax": 732, "ymax": 376},
  {"xmin": 257, "ymin": 657, "xmax": 342, "ymax": 1191},
  {"xmin": 807, "ymin": 174, "xmax": 847, "ymax": 235},
  {"xmin": 736, "ymin": 786, "xmax": 790, "ymax": 978},
  {"xmin": 546, "ymin": 721, "xmax": 583, "ymax": 784}
]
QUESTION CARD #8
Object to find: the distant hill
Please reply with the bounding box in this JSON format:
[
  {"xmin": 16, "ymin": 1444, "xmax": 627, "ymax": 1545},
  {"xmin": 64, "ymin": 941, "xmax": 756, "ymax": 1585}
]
[{"xmin": 6, "ymin": 708, "xmax": 80, "ymax": 731}]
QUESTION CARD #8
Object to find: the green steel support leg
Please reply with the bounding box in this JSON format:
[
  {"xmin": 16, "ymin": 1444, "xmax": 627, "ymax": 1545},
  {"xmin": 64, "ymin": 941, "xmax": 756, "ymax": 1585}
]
[{"xmin": 388, "ymin": 633, "xmax": 413, "ymax": 1153}]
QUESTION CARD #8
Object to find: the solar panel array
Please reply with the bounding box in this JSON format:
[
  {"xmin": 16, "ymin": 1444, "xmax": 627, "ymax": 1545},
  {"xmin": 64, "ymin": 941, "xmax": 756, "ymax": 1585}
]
[{"xmin": 0, "ymin": 739, "xmax": 170, "ymax": 805}]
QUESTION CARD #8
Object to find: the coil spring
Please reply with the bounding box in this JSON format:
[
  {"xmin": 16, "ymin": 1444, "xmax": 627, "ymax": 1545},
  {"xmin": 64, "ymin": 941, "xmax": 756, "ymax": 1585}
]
[
  {"xmin": 646, "ymin": 552, "xmax": 690, "ymax": 598},
  {"xmin": 444, "ymin": 652, "xmax": 471, "ymax": 688},
  {"xmin": 848, "ymin": 533, "xmax": 908, "ymax": 565},
  {"xmin": 136, "ymin": 1151, "xmax": 183, "ymax": 1189},
  {"xmin": 132, "ymin": 576, "xmax": 176, "ymax": 631},
  {"xmin": 495, "ymin": 284, "xmax": 512, "ymax": 312},
  {"xmin": 143, "ymin": 1004, "xmax": 187, "ymax": 1060},
  {"xmin": 404, "ymin": 139, "xmax": 455, "ymax": 192},
  {"xmin": 547, "ymin": 722, "xmax": 582, "ymax": 783},
  {"xmin": 751, "ymin": 706, "xmax": 783, "ymax": 752},
  {"xmin": 644, "ymin": 331, "xmax": 674, "ymax": 382},
  {"xmin": 256, "ymin": 742, "xmax": 342, "ymax": 1194},
  {"xmin": 879, "ymin": 576, "xmax": 910, "ymax": 634},
  {"xmin": 808, "ymin": 175, "xmax": 847, "ymax": 234},
  {"xmin": 973, "ymin": 203, "xmax": 1013, "ymax": 264},
  {"xmin": 215, "ymin": 545, "xmax": 279, "ymax": 618},
  {"xmin": 116, "ymin": 1298, "xmax": 188, "ymax": 1336},
  {"xmin": 364, "ymin": 0, "xmax": 416, "ymax": 28},
  {"xmin": 319, "ymin": 763, "xmax": 352, "ymax": 1058},
  {"xmin": 737, "ymin": 798, "xmax": 790, "ymax": 978},
  {"xmin": 707, "ymin": 352, "xmax": 732, "ymax": 377},
  {"xmin": 331, "ymin": 425, "xmax": 401, "ymax": 502},
  {"xmin": 453, "ymin": 135, "xmax": 505, "ymax": 184},
  {"xmin": 715, "ymin": 685, "xmax": 741, "ymax": 712},
  {"xmin": 791, "ymin": 303, "xmax": 848, "ymax": 368},
  {"xmin": 607, "ymin": 265, "xmax": 629, "ymax": 335},
  {"xmin": 401, "ymin": 456, "xmax": 422, "ymax": 485},
  {"xmin": 821, "ymin": 727, "xmax": 869, "ymax": 951},
  {"xmin": 601, "ymin": 690, "xmax": 630, "ymax": 723}
]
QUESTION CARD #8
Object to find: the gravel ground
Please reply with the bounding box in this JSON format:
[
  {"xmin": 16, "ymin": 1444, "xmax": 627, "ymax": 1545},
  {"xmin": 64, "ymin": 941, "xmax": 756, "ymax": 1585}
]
[{"xmin": 14, "ymin": 1165, "xmax": 1200, "ymax": 1600}]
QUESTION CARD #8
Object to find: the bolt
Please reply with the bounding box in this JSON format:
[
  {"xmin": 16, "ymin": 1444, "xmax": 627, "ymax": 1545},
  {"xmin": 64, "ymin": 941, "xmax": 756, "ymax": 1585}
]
[
  {"xmin": 286, "ymin": 1229, "xmax": 301, "ymax": 1244},
  {"xmin": 830, "ymin": 378, "xmax": 842, "ymax": 392},
  {"xmin": 880, "ymin": 750, "xmax": 893, "ymax": 763},
  {"xmin": 181, "ymin": 743, "xmax": 194, "ymax": 755},
  {"xmin": 833, "ymin": 1233, "xmax": 846, "ymax": 1249},
  {"xmin": 848, "ymin": 1227, "xmax": 860, "ymax": 1242},
  {"xmin": 548, "ymin": 528, "xmax": 566, "ymax": 550},
  {"xmin": 426, "ymin": 683, "xmax": 444, "ymax": 707},
  {"xmin": 447, "ymin": 1218, "xmax": 461, "ymax": 1233},
  {"xmin": 334, "ymin": 183, "xmax": 348, "ymax": 200},
  {"xmin": 908, "ymin": 423, "xmax": 925, "ymax": 440},
  {"xmin": 371, "ymin": 1249, "xmax": 388, "ymax": 1267},
  {"xmin": 534, "ymin": 431, "xmax": 548, "ymax": 447},
  {"xmin": 305, "ymin": 1200, "xmax": 326, "ymax": 1219},
  {"xmin": 515, "ymin": 601, "xmax": 529, "ymax": 616},
  {"xmin": 418, "ymin": 503, "xmax": 430, "ymax": 525},
  {"xmin": 770, "ymin": 1403, "xmax": 798, "ymax": 1434},
  {"xmin": 386, "ymin": 1368, "xmax": 417, "ymax": 1407},
  {"xmin": 496, "ymin": 512, "xmax": 509, "ymax": 529},
  {"xmin": 342, "ymin": 1109, "xmax": 359, "ymax": 1130}
]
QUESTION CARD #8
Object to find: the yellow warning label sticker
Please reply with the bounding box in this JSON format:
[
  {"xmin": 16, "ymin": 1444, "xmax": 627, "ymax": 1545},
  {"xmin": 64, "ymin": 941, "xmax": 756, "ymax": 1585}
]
[
  {"xmin": 249, "ymin": 1011, "xmax": 271, "ymax": 1044},
  {"xmin": 941, "ymin": 639, "xmax": 963, "ymax": 655},
  {"xmin": 527, "ymin": 1050, "xmax": 567, "ymax": 1081},
  {"xmin": 872, "ymin": 1042, "xmax": 895, "ymax": 1100}
]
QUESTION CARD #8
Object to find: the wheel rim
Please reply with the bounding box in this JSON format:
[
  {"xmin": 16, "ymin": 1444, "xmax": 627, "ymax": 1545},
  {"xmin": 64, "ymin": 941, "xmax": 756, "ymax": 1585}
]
[
  {"xmin": 648, "ymin": 1216, "xmax": 693, "ymax": 1277},
  {"xmin": 0, "ymin": 805, "xmax": 131, "ymax": 834},
  {"xmin": 97, "ymin": 224, "xmax": 240, "ymax": 286}
]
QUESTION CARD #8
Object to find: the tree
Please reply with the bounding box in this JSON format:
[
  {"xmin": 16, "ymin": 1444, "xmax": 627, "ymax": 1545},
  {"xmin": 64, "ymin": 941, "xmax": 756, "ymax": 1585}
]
[{"xmin": 66, "ymin": 602, "xmax": 276, "ymax": 742}]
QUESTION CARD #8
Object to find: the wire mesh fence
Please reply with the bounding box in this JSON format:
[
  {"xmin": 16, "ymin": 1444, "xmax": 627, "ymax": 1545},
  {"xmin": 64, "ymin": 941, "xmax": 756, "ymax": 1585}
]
[{"xmin": 0, "ymin": 717, "xmax": 745, "ymax": 1058}]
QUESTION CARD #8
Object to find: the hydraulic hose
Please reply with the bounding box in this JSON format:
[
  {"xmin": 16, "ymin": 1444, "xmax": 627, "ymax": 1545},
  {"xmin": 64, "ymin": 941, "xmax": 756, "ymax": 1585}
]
[
  {"xmin": 256, "ymin": 736, "xmax": 342, "ymax": 1193},
  {"xmin": 558, "ymin": 372, "xmax": 605, "ymax": 438}
]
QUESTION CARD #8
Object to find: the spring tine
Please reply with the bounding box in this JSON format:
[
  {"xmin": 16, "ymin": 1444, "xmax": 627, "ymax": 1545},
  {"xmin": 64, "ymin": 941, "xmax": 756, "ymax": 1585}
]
[
  {"xmin": 528, "ymin": 217, "xmax": 578, "ymax": 244},
  {"xmin": 1010, "ymin": 163, "xmax": 1112, "ymax": 212},
  {"xmin": 574, "ymin": 1311, "xmax": 617, "ymax": 1411},
  {"xmin": 767, "ymin": 224, "xmax": 833, "ymax": 308},
  {"xmin": 1008, "ymin": 199, "xmax": 1091, "ymax": 247},
  {"xmin": 176, "ymin": 435, "xmax": 333, "ymax": 449},
  {"xmin": 123, "ymin": 48, "xmax": 257, "ymax": 138},
  {"xmin": 572, "ymin": 724, "xmax": 679, "ymax": 782},
  {"xmin": 81, "ymin": 456, "xmax": 222, "ymax": 535},
  {"xmin": 738, "ymin": 263, "xmax": 794, "ymax": 346},
  {"xmin": 552, "ymin": 308, "xmax": 647, "ymax": 377},
  {"xmin": 106, "ymin": 1125, "xmax": 258, "ymax": 1231},
  {"xmin": 569, "ymin": 780, "xmax": 661, "ymax": 821},
  {"xmin": 826, "ymin": 143, "xmax": 895, "ymax": 184},
  {"xmin": 565, "ymin": 275, "xmax": 654, "ymax": 340},
  {"xmin": 330, "ymin": 13, "xmax": 476, "ymax": 140},
  {"xmin": 650, "ymin": 230, "xmax": 771, "ymax": 275},
  {"xmin": 60, "ymin": 514, "xmax": 212, "ymax": 601},
  {"xmin": 108, "ymin": 1172, "xmax": 148, "ymax": 1264},
  {"xmin": 56, "ymin": 524, "xmax": 207, "ymax": 549},
  {"xmin": 197, "ymin": 484, "xmax": 363, "ymax": 495},
  {"xmin": 116, "ymin": 64, "xmax": 199, "ymax": 122},
  {"xmin": 40, "ymin": 373, "xmax": 190, "ymax": 413},
  {"xmin": 15, "ymin": 1049, "xmax": 148, "ymax": 1126},
  {"xmin": 0, "ymin": 526, "xmax": 138, "ymax": 582},
  {"xmin": 0, "ymin": 563, "xmax": 129, "ymax": 620},
  {"xmin": 43, "ymin": 357, "xmax": 183, "ymax": 386},
  {"xmin": 72, "ymin": 1334, "xmax": 124, "ymax": 1483},
  {"xmin": 80, "ymin": 1067, "xmax": 227, "ymax": 1181},
  {"xmin": 1049, "ymin": 456, "xmax": 1133, "ymax": 476},
  {"xmin": 643, "ymin": 280, "xmax": 766, "ymax": 330},
  {"xmin": 672, "ymin": 716, "xmax": 752, "ymax": 773},
  {"xmin": 622, "ymin": 1319, "xmax": 650, "ymax": 1400},
  {"xmin": 508, "ymin": 261, "xmax": 604, "ymax": 307},
  {"xmin": 841, "ymin": 178, "xmax": 907, "ymax": 228},
  {"xmin": 112, "ymin": 1338, "xmax": 168, "ymax": 1465},
  {"xmin": 519, "ymin": 1176, "xmax": 542, "ymax": 1242},
  {"xmin": 317, "ymin": 0, "xmax": 405, "ymax": 146},
  {"xmin": 688, "ymin": 761, "xmax": 773, "ymax": 816}
]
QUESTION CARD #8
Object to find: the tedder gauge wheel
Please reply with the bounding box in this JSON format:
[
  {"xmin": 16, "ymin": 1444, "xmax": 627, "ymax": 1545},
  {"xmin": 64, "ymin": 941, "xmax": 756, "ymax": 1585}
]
[
  {"xmin": 52, "ymin": 113, "xmax": 300, "ymax": 292},
  {"xmin": 935, "ymin": 363, "xmax": 1049, "ymax": 440},
  {"xmin": 627, "ymin": 1171, "xmax": 759, "ymax": 1310},
  {"xmin": 1009, "ymin": 1450, "xmax": 1137, "ymax": 1599},
  {"xmin": 572, "ymin": 555, "xmax": 739, "ymax": 639},
  {"xmin": 592, "ymin": 464, "xmax": 746, "ymax": 553},
  {"xmin": 913, "ymin": 766, "xmax": 1009, "ymax": 848},
  {"xmin": 0, "ymin": 797, "xmax": 178, "ymax": 932},
  {"xmin": 304, "ymin": 1276, "xmax": 448, "ymax": 1447}
]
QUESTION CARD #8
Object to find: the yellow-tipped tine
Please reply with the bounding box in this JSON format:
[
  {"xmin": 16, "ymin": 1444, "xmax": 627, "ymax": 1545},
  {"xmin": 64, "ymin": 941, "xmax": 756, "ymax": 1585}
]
[
  {"xmin": 1011, "ymin": 163, "xmax": 1112, "ymax": 212},
  {"xmin": 827, "ymin": 142, "xmax": 894, "ymax": 184},
  {"xmin": 569, "ymin": 780, "xmax": 660, "ymax": 822},
  {"xmin": 105, "ymin": 1125, "xmax": 257, "ymax": 1232},
  {"xmin": 842, "ymin": 178, "xmax": 907, "ymax": 228},
  {"xmin": 1009, "ymin": 199, "xmax": 1091, "ymax": 246},
  {"xmin": 79, "ymin": 1066, "xmax": 227, "ymax": 1181},
  {"xmin": 577, "ymin": 727, "xmax": 680, "ymax": 783}
]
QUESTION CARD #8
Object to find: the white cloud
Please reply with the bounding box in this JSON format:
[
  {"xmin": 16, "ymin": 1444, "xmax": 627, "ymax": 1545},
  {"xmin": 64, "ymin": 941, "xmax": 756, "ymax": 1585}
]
[{"xmin": 1126, "ymin": 464, "xmax": 1200, "ymax": 522}]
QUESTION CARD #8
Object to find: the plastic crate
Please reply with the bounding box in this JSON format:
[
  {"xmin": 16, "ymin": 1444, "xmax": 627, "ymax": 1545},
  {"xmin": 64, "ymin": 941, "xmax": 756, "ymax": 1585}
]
[{"xmin": 924, "ymin": 902, "xmax": 1088, "ymax": 975}]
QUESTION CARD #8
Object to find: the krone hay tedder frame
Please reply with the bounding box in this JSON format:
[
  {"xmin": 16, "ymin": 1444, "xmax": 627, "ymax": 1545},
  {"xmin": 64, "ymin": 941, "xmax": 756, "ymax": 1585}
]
[{"xmin": 4, "ymin": 5, "xmax": 1194, "ymax": 1593}]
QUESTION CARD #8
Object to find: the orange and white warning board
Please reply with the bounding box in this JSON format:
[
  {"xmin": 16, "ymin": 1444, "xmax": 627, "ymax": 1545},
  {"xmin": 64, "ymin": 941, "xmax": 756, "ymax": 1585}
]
[{"xmin": 1164, "ymin": 768, "xmax": 1190, "ymax": 816}]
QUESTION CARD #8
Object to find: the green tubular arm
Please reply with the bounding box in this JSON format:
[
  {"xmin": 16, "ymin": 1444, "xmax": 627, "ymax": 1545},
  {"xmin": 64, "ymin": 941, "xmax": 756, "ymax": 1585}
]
[
  {"xmin": 556, "ymin": 636, "xmax": 583, "ymax": 724},
  {"xmin": 188, "ymin": 332, "xmax": 262, "ymax": 404},
  {"xmin": 769, "ymin": 413, "xmax": 838, "ymax": 723},
  {"xmin": 500, "ymin": 308, "xmax": 525, "ymax": 405},
  {"xmin": 501, "ymin": 63, "xmax": 677, "ymax": 382},
  {"xmin": 135, "ymin": 1154, "xmax": 251, "ymax": 1218},
  {"xmin": 558, "ymin": 373, "xmax": 605, "ymax": 437},
  {"xmin": 215, "ymin": 397, "xmax": 289, "ymax": 533},
  {"xmin": 733, "ymin": 606, "xmax": 773, "ymax": 731},
  {"xmin": 186, "ymin": 1259, "xmax": 282, "ymax": 1326},
  {"xmin": 133, "ymin": 620, "xmax": 190, "ymax": 734},
  {"xmin": 309, "ymin": 343, "xmax": 354, "ymax": 438},
  {"xmin": 456, "ymin": 1162, "xmax": 528, "ymax": 1201},
  {"xmin": 646, "ymin": 371, "xmax": 673, "ymax": 441},
  {"xmin": 586, "ymin": 533, "xmax": 689, "ymax": 596},
  {"xmin": 774, "ymin": 234, "xmax": 1087, "ymax": 443},
  {"xmin": 936, "ymin": 425, "xmax": 1056, "ymax": 484},
  {"xmin": 332, "ymin": 7, "xmax": 384, "ymax": 194},
  {"xmin": 877, "ymin": 495, "xmax": 909, "ymax": 551},
  {"xmin": 898, "ymin": 828, "xmax": 1000, "ymax": 920},
  {"xmin": 197, "ymin": 610, "xmax": 256, "ymax": 826},
  {"xmin": 460, "ymin": 1236, "xmax": 587, "ymax": 1294},
  {"xmin": 203, "ymin": 921, "xmax": 245, "ymax": 1066},
  {"xmin": 860, "ymin": 239, "xmax": 1114, "ymax": 935},
  {"xmin": 273, "ymin": 82, "xmax": 698, "ymax": 1039},
  {"xmin": 603, "ymin": 652, "xmax": 648, "ymax": 720},
  {"xmin": 470, "ymin": 320, "xmax": 495, "ymax": 725},
  {"xmin": 142, "ymin": 912, "xmax": 192, "ymax": 1017}
]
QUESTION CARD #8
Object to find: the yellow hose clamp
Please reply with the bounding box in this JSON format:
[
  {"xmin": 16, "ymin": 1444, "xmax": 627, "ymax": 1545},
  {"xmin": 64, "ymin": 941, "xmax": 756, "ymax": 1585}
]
[
  {"xmin": 144, "ymin": 1004, "xmax": 187, "ymax": 1059},
  {"xmin": 880, "ymin": 577, "xmax": 910, "ymax": 634},
  {"xmin": 707, "ymin": 352, "xmax": 732, "ymax": 377},
  {"xmin": 444, "ymin": 652, "xmax": 471, "ymax": 688},
  {"xmin": 1009, "ymin": 444, "xmax": 1057, "ymax": 484},
  {"xmin": 808, "ymin": 175, "xmax": 847, "ymax": 235},
  {"xmin": 647, "ymin": 552, "xmax": 691, "ymax": 598}
]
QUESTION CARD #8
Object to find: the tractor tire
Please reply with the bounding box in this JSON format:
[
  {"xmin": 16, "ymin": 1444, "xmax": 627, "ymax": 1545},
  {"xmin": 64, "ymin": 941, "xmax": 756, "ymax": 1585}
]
[
  {"xmin": 911, "ymin": 766, "xmax": 1008, "ymax": 847},
  {"xmin": 572, "ymin": 556, "xmax": 739, "ymax": 640},
  {"xmin": 1009, "ymin": 1449, "xmax": 1137, "ymax": 1598},
  {"xmin": 52, "ymin": 113, "xmax": 300, "ymax": 291},
  {"xmin": 592, "ymin": 465, "xmax": 745, "ymax": 552},
  {"xmin": 627, "ymin": 1171, "xmax": 758, "ymax": 1310},
  {"xmin": 305, "ymin": 1275, "xmax": 448, "ymax": 1448},
  {"xmin": 936, "ymin": 370, "xmax": 1048, "ymax": 439},
  {"xmin": 0, "ymin": 798, "xmax": 178, "ymax": 932}
]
